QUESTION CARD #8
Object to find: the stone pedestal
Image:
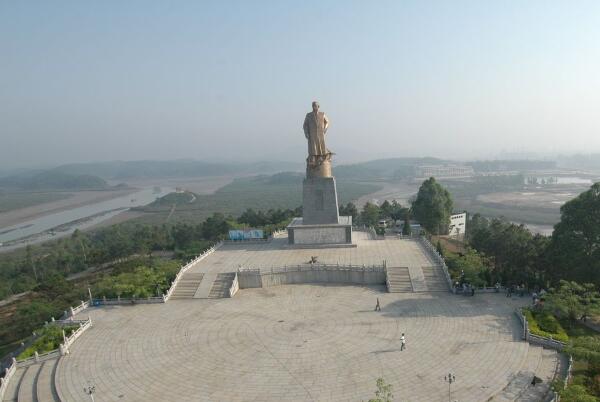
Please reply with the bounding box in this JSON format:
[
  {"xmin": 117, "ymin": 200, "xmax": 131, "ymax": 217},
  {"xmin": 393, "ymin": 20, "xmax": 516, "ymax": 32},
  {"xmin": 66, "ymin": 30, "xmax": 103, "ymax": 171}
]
[
  {"xmin": 302, "ymin": 177, "xmax": 339, "ymax": 225},
  {"xmin": 287, "ymin": 169, "xmax": 354, "ymax": 247},
  {"xmin": 287, "ymin": 216, "xmax": 353, "ymax": 247}
]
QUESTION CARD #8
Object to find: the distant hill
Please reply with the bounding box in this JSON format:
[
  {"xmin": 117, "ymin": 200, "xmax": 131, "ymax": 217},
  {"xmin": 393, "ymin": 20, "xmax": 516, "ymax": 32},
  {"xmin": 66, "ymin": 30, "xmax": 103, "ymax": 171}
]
[
  {"xmin": 49, "ymin": 159, "xmax": 304, "ymax": 180},
  {"xmin": 335, "ymin": 157, "xmax": 448, "ymax": 180},
  {"xmin": 0, "ymin": 171, "xmax": 107, "ymax": 190}
]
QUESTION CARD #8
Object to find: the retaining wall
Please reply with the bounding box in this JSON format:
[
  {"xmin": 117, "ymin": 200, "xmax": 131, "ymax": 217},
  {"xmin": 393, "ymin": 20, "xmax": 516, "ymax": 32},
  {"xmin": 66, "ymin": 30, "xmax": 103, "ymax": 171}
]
[{"xmin": 238, "ymin": 264, "xmax": 386, "ymax": 289}]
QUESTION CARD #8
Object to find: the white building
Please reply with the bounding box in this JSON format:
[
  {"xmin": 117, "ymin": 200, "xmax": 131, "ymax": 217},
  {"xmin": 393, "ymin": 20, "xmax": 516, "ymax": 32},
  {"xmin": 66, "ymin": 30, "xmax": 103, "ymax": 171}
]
[
  {"xmin": 448, "ymin": 212, "xmax": 466, "ymax": 237},
  {"xmin": 415, "ymin": 164, "xmax": 474, "ymax": 179}
]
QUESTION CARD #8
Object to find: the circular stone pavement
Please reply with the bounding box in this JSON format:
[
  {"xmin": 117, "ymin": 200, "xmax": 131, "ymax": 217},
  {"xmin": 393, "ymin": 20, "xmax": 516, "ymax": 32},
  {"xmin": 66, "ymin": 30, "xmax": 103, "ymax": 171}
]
[{"xmin": 57, "ymin": 286, "xmax": 544, "ymax": 402}]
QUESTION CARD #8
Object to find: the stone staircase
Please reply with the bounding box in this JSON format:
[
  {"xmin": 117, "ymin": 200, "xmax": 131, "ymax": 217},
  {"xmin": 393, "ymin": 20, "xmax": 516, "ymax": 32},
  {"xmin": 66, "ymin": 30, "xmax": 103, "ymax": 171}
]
[
  {"xmin": 490, "ymin": 345, "xmax": 559, "ymax": 402},
  {"xmin": 170, "ymin": 272, "xmax": 204, "ymax": 300},
  {"xmin": 2, "ymin": 358, "xmax": 60, "ymax": 402},
  {"xmin": 422, "ymin": 266, "xmax": 449, "ymax": 291},
  {"xmin": 385, "ymin": 267, "xmax": 413, "ymax": 292},
  {"xmin": 208, "ymin": 273, "xmax": 236, "ymax": 298}
]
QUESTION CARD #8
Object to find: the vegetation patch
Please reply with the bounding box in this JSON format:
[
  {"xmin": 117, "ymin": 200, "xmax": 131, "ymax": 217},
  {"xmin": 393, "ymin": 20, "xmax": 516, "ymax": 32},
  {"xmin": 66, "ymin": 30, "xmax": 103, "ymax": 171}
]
[
  {"xmin": 523, "ymin": 308, "xmax": 569, "ymax": 343},
  {"xmin": 17, "ymin": 324, "xmax": 78, "ymax": 359},
  {"xmin": 93, "ymin": 259, "xmax": 181, "ymax": 298}
]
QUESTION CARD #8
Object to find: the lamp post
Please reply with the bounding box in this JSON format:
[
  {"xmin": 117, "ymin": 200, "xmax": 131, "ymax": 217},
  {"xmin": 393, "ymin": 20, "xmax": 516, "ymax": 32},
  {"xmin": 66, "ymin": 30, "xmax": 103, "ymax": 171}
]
[
  {"xmin": 84, "ymin": 385, "xmax": 95, "ymax": 402},
  {"xmin": 444, "ymin": 373, "xmax": 456, "ymax": 402}
]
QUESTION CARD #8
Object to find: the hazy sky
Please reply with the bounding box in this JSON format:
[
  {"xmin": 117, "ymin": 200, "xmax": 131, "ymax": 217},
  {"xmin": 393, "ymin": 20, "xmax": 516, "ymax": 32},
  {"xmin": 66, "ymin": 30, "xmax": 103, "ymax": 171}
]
[{"xmin": 1, "ymin": 1, "xmax": 600, "ymax": 168}]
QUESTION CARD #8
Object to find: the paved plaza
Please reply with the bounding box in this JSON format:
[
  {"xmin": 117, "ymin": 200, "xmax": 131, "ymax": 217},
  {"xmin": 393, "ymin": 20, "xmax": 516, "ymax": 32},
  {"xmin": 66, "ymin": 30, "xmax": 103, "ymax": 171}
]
[
  {"xmin": 187, "ymin": 232, "xmax": 436, "ymax": 274},
  {"xmin": 56, "ymin": 287, "xmax": 559, "ymax": 402}
]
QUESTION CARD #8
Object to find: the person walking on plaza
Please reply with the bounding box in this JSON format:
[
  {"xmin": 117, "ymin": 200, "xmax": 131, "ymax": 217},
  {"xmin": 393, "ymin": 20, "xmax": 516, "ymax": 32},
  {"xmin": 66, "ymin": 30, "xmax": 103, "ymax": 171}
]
[
  {"xmin": 375, "ymin": 297, "xmax": 381, "ymax": 311},
  {"xmin": 400, "ymin": 333, "xmax": 406, "ymax": 351}
]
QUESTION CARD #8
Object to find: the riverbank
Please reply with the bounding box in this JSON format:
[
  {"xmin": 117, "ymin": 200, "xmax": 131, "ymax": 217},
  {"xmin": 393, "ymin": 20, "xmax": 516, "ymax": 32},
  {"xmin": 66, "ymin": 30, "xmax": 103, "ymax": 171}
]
[{"xmin": 0, "ymin": 188, "xmax": 136, "ymax": 229}]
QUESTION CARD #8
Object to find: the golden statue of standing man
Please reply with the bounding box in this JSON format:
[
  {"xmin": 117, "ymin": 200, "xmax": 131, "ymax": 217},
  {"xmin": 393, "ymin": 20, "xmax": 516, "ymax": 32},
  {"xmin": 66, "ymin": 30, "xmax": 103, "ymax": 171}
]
[{"xmin": 303, "ymin": 101, "xmax": 333, "ymax": 178}]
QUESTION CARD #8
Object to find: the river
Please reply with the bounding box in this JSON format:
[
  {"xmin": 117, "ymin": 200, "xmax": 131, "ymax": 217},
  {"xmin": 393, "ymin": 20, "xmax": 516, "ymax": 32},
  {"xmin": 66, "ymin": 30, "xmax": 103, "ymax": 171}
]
[{"xmin": 0, "ymin": 187, "xmax": 173, "ymax": 251}]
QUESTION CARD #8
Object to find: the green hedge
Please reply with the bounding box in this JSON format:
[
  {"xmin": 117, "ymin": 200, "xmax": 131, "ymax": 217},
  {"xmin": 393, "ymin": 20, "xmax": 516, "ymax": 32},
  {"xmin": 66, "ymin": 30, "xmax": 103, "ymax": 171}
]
[
  {"xmin": 18, "ymin": 325, "xmax": 78, "ymax": 359},
  {"xmin": 523, "ymin": 309, "xmax": 569, "ymax": 343}
]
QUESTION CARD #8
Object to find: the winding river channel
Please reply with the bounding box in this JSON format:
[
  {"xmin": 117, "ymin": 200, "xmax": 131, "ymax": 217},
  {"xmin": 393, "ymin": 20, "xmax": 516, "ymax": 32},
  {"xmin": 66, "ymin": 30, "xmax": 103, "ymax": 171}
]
[{"xmin": 0, "ymin": 187, "xmax": 173, "ymax": 251}]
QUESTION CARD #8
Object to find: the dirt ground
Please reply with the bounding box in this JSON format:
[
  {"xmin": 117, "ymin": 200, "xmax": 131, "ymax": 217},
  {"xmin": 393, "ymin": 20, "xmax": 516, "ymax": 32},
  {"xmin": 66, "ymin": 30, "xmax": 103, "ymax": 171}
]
[
  {"xmin": 476, "ymin": 186, "xmax": 588, "ymax": 209},
  {"xmin": 0, "ymin": 189, "xmax": 135, "ymax": 228}
]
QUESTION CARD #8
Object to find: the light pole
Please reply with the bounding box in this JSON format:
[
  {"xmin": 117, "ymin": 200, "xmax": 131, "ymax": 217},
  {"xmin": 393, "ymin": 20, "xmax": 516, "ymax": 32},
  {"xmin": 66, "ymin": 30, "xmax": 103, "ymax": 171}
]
[
  {"xmin": 444, "ymin": 373, "xmax": 456, "ymax": 402},
  {"xmin": 84, "ymin": 385, "xmax": 95, "ymax": 402}
]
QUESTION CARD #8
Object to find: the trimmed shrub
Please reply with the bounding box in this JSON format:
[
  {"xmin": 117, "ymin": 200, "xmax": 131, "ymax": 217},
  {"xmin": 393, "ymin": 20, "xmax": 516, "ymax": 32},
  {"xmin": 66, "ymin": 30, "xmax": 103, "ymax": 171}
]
[{"xmin": 523, "ymin": 309, "xmax": 569, "ymax": 343}]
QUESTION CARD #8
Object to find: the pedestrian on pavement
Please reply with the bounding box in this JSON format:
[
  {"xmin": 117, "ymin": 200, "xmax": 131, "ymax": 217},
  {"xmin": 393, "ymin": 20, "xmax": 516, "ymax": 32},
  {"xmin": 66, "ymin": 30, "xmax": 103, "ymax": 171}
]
[
  {"xmin": 471, "ymin": 286, "xmax": 475, "ymax": 296},
  {"xmin": 400, "ymin": 333, "xmax": 406, "ymax": 351},
  {"xmin": 375, "ymin": 298, "xmax": 381, "ymax": 311}
]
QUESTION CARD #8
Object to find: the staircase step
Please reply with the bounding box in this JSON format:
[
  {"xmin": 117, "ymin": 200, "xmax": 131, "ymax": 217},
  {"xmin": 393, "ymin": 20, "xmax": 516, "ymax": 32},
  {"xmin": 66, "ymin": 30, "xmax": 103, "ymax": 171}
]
[
  {"xmin": 168, "ymin": 272, "xmax": 204, "ymax": 300},
  {"xmin": 18, "ymin": 364, "xmax": 40, "ymax": 402},
  {"xmin": 386, "ymin": 267, "xmax": 413, "ymax": 293},
  {"xmin": 208, "ymin": 273, "xmax": 235, "ymax": 298},
  {"xmin": 2, "ymin": 366, "xmax": 27, "ymax": 402},
  {"xmin": 35, "ymin": 359, "xmax": 60, "ymax": 402},
  {"xmin": 422, "ymin": 266, "xmax": 449, "ymax": 292}
]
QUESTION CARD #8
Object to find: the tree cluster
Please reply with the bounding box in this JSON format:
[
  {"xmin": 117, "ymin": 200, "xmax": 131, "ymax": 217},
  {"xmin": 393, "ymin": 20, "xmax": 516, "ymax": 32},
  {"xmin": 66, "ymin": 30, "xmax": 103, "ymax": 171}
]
[
  {"xmin": 466, "ymin": 214, "xmax": 549, "ymax": 287},
  {"xmin": 237, "ymin": 207, "xmax": 300, "ymax": 228},
  {"xmin": 412, "ymin": 177, "xmax": 453, "ymax": 234}
]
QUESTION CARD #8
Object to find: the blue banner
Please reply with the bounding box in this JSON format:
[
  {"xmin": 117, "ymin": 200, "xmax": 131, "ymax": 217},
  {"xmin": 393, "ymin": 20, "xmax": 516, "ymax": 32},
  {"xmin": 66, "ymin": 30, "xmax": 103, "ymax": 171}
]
[{"xmin": 229, "ymin": 229, "xmax": 264, "ymax": 240}]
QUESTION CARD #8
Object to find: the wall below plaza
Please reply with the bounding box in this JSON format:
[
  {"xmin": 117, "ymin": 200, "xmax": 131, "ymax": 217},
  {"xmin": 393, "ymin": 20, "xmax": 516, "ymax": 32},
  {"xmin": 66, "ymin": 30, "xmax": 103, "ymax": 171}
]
[{"xmin": 238, "ymin": 264, "xmax": 385, "ymax": 289}]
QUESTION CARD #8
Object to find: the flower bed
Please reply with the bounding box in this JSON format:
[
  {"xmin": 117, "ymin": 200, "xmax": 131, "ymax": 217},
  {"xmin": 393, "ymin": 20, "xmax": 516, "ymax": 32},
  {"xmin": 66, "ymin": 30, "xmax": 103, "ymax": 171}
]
[{"xmin": 523, "ymin": 308, "xmax": 569, "ymax": 343}]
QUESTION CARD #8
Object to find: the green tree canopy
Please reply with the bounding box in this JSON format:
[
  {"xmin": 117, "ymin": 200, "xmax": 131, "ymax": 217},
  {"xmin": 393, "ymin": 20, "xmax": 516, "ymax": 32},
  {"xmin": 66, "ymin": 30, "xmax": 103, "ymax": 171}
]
[
  {"xmin": 360, "ymin": 202, "xmax": 381, "ymax": 227},
  {"xmin": 550, "ymin": 182, "xmax": 600, "ymax": 285},
  {"xmin": 339, "ymin": 202, "xmax": 359, "ymax": 221},
  {"xmin": 545, "ymin": 280, "xmax": 600, "ymax": 326},
  {"xmin": 368, "ymin": 378, "xmax": 393, "ymax": 402},
  {"xmin": 411, "ymin": 177, "xmax": 453, "ymax": 234},
  {"xmin": 402, "ymin": 211, "xmax": 411, "ymax": 236}
]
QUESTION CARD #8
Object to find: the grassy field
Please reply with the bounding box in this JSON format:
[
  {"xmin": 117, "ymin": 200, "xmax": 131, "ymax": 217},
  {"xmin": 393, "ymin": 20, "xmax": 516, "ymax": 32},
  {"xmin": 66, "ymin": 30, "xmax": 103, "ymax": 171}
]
[
  {"xmin": 454, "ymin": 198, "xmax": 561, "ymax": 225},
  {"xmin": 0, "ymin": 192, "xmax": 72, "ymax": 213},
  {"xmin": 133, "ymin": 175, "xmax": 382, "ymax": 225}
]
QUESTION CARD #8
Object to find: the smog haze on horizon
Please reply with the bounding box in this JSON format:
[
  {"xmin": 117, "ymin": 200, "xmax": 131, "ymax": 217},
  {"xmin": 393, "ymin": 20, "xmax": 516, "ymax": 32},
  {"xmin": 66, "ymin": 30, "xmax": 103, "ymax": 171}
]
[{"xmin": 1, "ymin": 1, "xmax": 600, "ymax": 169}]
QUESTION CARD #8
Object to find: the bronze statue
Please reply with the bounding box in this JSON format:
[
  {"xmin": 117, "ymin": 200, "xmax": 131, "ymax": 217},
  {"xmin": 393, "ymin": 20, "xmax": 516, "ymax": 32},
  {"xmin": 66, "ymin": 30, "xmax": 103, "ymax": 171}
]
[{"xmin": 303, "ymin": 101, "xmax": 332, "ymax": 177}]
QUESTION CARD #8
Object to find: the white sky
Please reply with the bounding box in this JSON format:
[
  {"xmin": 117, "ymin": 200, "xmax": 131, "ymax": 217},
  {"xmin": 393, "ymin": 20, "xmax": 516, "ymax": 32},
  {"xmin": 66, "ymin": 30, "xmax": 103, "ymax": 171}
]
[{"xmin": 1, "ymin": 1, "xmax": 600, "ymax": 168}]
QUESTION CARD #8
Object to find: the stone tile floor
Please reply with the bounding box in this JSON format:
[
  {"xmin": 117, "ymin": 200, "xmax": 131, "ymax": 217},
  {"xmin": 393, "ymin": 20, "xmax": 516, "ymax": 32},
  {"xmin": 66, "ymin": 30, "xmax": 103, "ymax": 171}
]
[
  {"xmin": 56, "ymin": 287, "xmax": 554, "ymax": 402},
  {"xmin": 188, "ymin": 232, "xmax": 436, "ymax": 274}
]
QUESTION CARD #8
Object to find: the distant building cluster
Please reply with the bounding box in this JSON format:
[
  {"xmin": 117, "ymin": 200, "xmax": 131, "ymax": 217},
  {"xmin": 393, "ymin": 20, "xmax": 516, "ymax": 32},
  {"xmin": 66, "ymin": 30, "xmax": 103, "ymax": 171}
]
[{"xmin": 415, "ymin": 164, "xmax": 474, "ymax": 179}]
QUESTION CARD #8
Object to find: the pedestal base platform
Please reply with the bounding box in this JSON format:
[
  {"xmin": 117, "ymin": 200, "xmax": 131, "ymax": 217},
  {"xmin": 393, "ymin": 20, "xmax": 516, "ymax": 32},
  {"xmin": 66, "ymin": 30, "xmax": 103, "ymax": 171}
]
[
  {"xmin": 287, "ymin": 216, "xmax": 353, "ymax": 247},
  {"xmin": 302, "ymin": 177, "xmax": 340, "ymax": 224}
]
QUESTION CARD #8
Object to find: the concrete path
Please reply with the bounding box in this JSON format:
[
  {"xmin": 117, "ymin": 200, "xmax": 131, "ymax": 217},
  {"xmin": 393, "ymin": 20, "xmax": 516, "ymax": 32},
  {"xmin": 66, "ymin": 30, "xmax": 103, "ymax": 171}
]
[
  {"xmin": 408, "ymin": 266, "xmax": 427, "ymax": 291},
  {"xmin": 186, "ymin": 233, "xmax": 434, "ymax": 275},
  {"xmin": 57, "ymin": 290, "xmax": 558, "ymax": 402},
  {"xmin": 193, "ymin": 272, "xmax": 217, "ymax": 298}
]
